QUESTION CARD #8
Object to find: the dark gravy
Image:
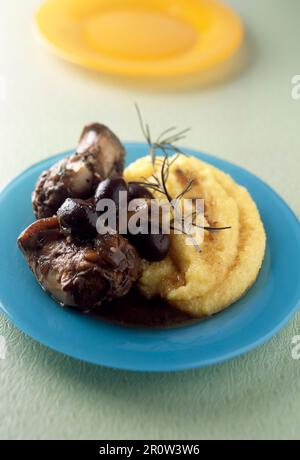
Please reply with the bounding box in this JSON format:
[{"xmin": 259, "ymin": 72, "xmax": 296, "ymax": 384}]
[{"xmin": 93, "ymin": 289, "xmax": 196, "ymax": 329}]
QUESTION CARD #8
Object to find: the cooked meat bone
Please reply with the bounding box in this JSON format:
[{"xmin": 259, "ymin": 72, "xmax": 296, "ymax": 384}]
[
  {"xmin": 32, "ymin": 123, "xmax": 125, "ymax": 219},
  {"xmin": 18, "ymin": 217, "xmax": 141, "ymax": 310}
]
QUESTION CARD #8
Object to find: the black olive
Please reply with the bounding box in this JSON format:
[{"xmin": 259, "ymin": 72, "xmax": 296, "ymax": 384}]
[
  {"xmin": 95, "ymin": 177, "xmax": 128, "ymax": 207},
  {"xmin": 126, "ymin": 198, "xmax": 170, "ymax": 261},
  {"xmin": 128, "ymin": 182, "xmax": 153, "ymax": 201},
  {"xmin": 57, "ymin": 198, "xmax": 98, "ymax": 239},
  {"xmin": 130, "ymin": 232, "xmax": 171, "ymax": 262}
]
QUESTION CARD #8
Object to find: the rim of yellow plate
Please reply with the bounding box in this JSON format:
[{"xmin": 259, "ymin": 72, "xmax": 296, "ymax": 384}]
[{"xmin": 35, "ymin": 0, "xmax": 244, "ymax": 77}]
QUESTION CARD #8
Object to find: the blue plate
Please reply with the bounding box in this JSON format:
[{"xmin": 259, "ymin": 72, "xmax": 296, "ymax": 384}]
[{"xmin": 0, "ymin": 143, "xmax": 300, "ymax": 372}]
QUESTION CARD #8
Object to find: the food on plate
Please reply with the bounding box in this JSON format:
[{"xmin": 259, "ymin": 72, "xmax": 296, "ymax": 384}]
[
  {"xmin": 18, "ymin": 216, "xmax": 141, "ymax": 311},
  {"xmin": 57, "ymin": 198, "xmax": 98, "ymax": 240},
  {"xmin": 32, "ymin": 123, "xmax": 125, "ymax": 219},
  {"xmin": 95, "ymin": 176, "xmax": 128, "ymax": 208},
  {"xmin": 124, "ymin": 154, "xmax": 266, "ymax": 317},
  {"xmin": 18, "ymin": 115, "xmax": 266, "ymax": 325}
]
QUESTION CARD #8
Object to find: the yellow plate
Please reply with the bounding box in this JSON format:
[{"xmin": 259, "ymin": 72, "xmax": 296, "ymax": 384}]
[{"xmin": 36, "ymin": 0, "xmax": 244, "ymax": 77}]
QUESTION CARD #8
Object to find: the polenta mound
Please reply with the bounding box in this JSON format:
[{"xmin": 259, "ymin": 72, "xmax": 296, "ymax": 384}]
[{"xmin": 124, "ymin": 155, "xmax": 266, "ymax": 318}]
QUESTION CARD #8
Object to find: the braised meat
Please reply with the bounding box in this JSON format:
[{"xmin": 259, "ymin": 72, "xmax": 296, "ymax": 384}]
[
  {"xmin": 18, "ymin": 217, "xmax": 141, "ymax": 311},
  {"xmin": 32, "ymin": 123, "xmax": 125, "ymax": 219}
]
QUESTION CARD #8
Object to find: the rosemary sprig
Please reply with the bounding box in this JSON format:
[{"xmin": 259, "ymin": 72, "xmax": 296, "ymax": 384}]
[
  {"xmin": 135, "ymin": 103, "xmax": 189, "ymax": 181},
  {"xmin": 175, "ymin": 179, "xmax": 195, "ymax": 201},
  {"xmin": 134, "ymin": 104, "xmax": 231, "ymax": 251}
]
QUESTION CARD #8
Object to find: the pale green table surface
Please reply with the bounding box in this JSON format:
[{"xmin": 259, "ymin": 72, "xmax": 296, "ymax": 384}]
[{"xmin": 0, "ymin": 0, "xmax": 299, "ymax": 440}]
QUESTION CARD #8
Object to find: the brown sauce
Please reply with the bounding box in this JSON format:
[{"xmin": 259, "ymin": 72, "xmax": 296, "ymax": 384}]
[{"xmin": 92, "ymin": 289, "xmax": 197, "ymax": 329}]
